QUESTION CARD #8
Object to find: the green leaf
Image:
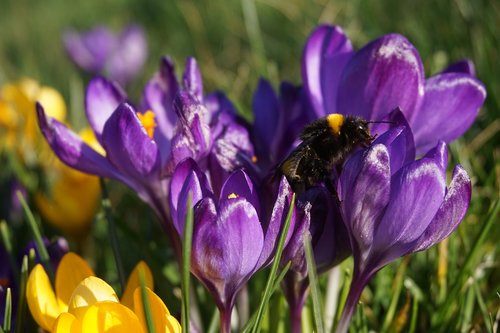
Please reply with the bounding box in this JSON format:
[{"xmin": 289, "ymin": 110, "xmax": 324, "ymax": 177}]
[
  {"xmin": 250, "ymin": 193, "xmax": 295, "ymax": 333},
  {"xmin": 304, "ymin": 233, "xmax": 324, "ymax": 333},
  {"xmin": 181, "ymin": 194, "xmax": 194, "ymax": 333}
]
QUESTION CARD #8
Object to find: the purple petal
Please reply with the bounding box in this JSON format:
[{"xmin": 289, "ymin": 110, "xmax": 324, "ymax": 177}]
[
  {"xmin": 373, "ymin": 157, "xmax": 446, "ymax": 256},
  {"xmin": 36, "ymin": 103, "xmax": 122, "ymax": 180},
  {"xmin": 192, "ymin": 197, "xmax": 263, "ymax": 307},
  {"xmin": 205, "ymin": 91, "xmax": 240, "ymax": 131},
  {"xmin": 302, "ymin": 25, "xmax": 353, "ymax": 117},
  {"xmin": 106, "ymin": 25, "xmax": 148, "ymax": 84},
  {"xmin": 281, "ymin": 202, "xmax": 311, "ymax": 276},
  {"xmin": 256, "ymin": 176, "xmax": 295, "ymax": 268},
  {"xmin": 412, "ymin": 164, "xmax": 471, "ymax": 252},
  {"xmin": 219, "ymin": 169, "xmax": 260, "ymax": 215},
  {"xmin": 273, "ymin": 82, "xmax": 312, "ymax": 163},
  {"xmin": 337, "ymin": 34, "xmax": 424, "ymax": 122},
  {"xmin": 442, "ymin": 59, "xmax": 476, "ymax": 76},
  {"xmin": 183, "ymin": 57, "xmax": 204, "ymax": 102},
  {"xmin": 142, "ymin": 58, "xmax": 179, "ymax": 167},
  {"xmin": 411, "ymin": 73, "xmax": 486, "ymax": 154},
  {"xmin": 85, "ymin": 76, "xmax": 127, "ymax": 143},
  {"xmin": 101, "ymin": 103, "xmax": 160, "ymax": 178},
  {"xmin": 340, "ymin": 144, "xmax": 391, "ymax": 256},
  {"xmin": 252, "ymin": 79, "xmax": 280, "ymax": 158},
  {"xmin": 373, "ymin": 124, "xmax": 415, "ymax": 174},
  {"xmin": 422, "ymin": 141, "xmax": 448, "ymax": 172},
  {"xmin": 211, "ymin": 122, "xmax": 254, "ymax": 173},
  {"xmin": 63, "ymin": 26, "xmax": 114, "ymax": 72},
  {"xmin": 169, "ymin": 158, "xmax": 212, "ymax": 234}
]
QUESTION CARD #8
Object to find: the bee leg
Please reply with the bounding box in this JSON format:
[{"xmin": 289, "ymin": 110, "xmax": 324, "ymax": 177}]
[{"xmin": 323, "ymin": 177, "xmax": 341, "ymax": 205}]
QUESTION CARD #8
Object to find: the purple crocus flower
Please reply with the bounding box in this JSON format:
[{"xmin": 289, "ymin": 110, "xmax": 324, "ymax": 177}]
[
  {"xmin": 36, "ymin": 56, "xmax": 250, "ymax": 260},
  {"xmin": 251, "ymin": 79, "xmax": 312, "ymax": 174},
  {"xmin": 170, "ymin": 158, "xmax": 304, "ymax": 333},
  {"xmin": 302, "ymin": 25, "xmax": 486, "ymax": 154},
  {"xmin": 63, "ymin": 24, "xmax": 148, "ymax": 85},
  {"xmin": 335, "ymin": 126, "xmax": 471, "ymax": 332}
]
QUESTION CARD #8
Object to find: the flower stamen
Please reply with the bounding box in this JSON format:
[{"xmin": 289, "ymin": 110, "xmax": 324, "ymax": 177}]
[{"xmin": 137, "ymin": 110, "xmax": 157, "ymax": 139}]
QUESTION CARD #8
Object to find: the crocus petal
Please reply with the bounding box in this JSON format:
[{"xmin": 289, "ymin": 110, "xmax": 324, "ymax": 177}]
[
  {"xmin": 192, "ymin": 197, "xmax": 263, "ymax": 307},
  {"xmin": 102, "ymin": 103, "xmax": 160, "ymax": 178},
  {"xmin": 337, "ymin": 34, "xmax": 424, "ymax": 123},
  {"xmin": 442, "ymin": 59, "xmax": 476, "ymax": 76},
  {"xmin": 121, "ymin": 262, "xmax": 154, "ymax": 310},
  {"xmin": 53, "ymin": 312, "xmax": 81, "ymax": 333},
  {"xmin": 142, "ymin": 57, "xmax": 179, "ymax": 160},
  {"xmin": 273, "ymin": 82, "xmax": 312, "ymax": 163},
  {"xmin": 252, "ymin": 78, "xmax": 280, "ymax": 158},
  {"xmin": 373, "ymin": 157, "xmax": 446, "ymax": 260},
  {"xmin": 169, "ymin": 158, "xmax": 212, "ymax": 234},
  {"xmin": 106, "ymin": 25, "xmax": 148, "ymax": 85},
  {"xmin": 413, "ymin": 164, "xmax": 471, "ymax": 252},
  {"xmin": 133, "ymin": 287, "xmax": 182, "ymax": 333},
  {"xmin": 340, "ymin": 144, "xmax": 391, "ymax": 259},
  {"xmin": 411, "ymin": 73, "xmax": 486, "ymax": 154},
  {"xmin": 56, "ymin": 253, "xmax": 95, "ymax": 309},
  {"xmin": 256, "ymin": 176, "xmax": 295, "ymax": 268},
  {"xmin": 68, "ymin": 277, "xmax": 119, "ymax": 313},
  {"xmin": 80, "ymin": 302, "xmax": 144, "ymax": 333},
  {"xmin": 85, "ymin": 77, "xmax": 127, "ymax": 143},
  {"xmin": 219, "ymin": 170, "xmax": 260, "ymax": 215},
  {"xmin": 183, "ymin": 57, "xmax": 204, "ymax": 101},
  {"xmin": 373, "ymin": 125, "xmax": 415, "ymax": 174},
  {"xmin": 422, "ymin": 141, "xmax": 448, "ymax": 172},
  {"xmin": 308, "ymin": 189, "xmax": 350, "ymax": 272},
  {"xmin": 37, "ymin": 103, "xmax": 122, "ymax": 180},
  {"xmin": 302, "ymin": 25, "xmax": 353, "ymax": 117},
  {"xmin": 211, "ymin": 121, "xmax": 254, "ymax": 173},
  {"xmin": 63, "ymin": 26, "xmax": 114, "ymax": 72},
  {"xmin": 26, "ymin": 265, "xmax": 61, "ymax": 331}
]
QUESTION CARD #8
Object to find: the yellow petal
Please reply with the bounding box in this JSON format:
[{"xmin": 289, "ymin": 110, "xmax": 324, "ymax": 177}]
[
  {"xmin": 35, "ymin": 164, "xmax": 100, "ymax": 238},
  {"xmin": 37, "ymin": 86, "xmax": 66, "ymax": 122},
  {"xmin": 133, "ymin": 287, "xmax": 181, "ymax": 333},
  {"xmin": 68, "ymin": 277, "xmax": 119, "ymax": 312},
  {"xmin": 26, "ymin": 264, "xmax": 62, "ymax": 331},
  {"xmin": 79, "ymin": 127, "xmax": 106, "ymax": 156},
  {"xmin": 56, "ymin": 253, "xmax": 95, "ymax": 309},
  {"xmin": 121, "ymin": 261, "xmax": 153, "ymax": 309},
  {"xmin": 53, "ymin": 312, "xmax": 82, "ymax": 333},
  {"xmin": 80, "ymin": 302, "xmax": 144, "ymax": 333}
]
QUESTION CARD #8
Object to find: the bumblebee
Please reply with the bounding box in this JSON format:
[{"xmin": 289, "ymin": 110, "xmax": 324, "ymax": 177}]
[{"xmin": 278, "ymin": 113, "xmax": 374, "ymax": 194}]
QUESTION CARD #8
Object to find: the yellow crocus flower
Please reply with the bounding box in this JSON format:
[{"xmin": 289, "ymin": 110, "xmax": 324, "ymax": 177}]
[
  {"xmin": 0, "ymin": 78, "xmax": 66, "ymax": 164},
  {"xmin": 0, "ymin": 78, "xmax": 100, "ymax": 238},
  {"xmin": 27, "ymin": 252, "xmax": 180, "ymax": 333}
]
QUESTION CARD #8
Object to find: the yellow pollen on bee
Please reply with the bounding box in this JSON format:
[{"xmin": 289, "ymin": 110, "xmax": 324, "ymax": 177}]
[
  {"xmin": 227, "ymin": 193, "xmax": 238, "ymax": 199},
  {"xmin": 326, "ymin": 113, "xmax": 344, "ymax": 136},
  {"xmin": 137, "ymin": 110, "xmax": 157, "ymax": 139}
]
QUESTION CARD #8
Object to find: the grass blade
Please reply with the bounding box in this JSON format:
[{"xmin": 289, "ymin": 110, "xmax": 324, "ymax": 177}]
[
  {"xmin": 304, "ymin": 233, "xmax": 324, "ymax": 333},
  {"xmin": 251, "ymin": 193, "xmax": 295, "ymax": 333},
  {"xmin": 99, "ymin": 178, "xmax": 125, "ymax": 292},
  {"xmin": 181, "ymin": 194, "xmax": 194, "ymax": 333},
  {"xmin": 16, "ymin": 191, "xmax": 54, "ymax": 282}
]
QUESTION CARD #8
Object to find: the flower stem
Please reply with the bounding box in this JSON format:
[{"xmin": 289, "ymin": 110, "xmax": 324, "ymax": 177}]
[
  {"xmin": 99, "ymin": 178, "xmax": 125, "ymax": 292},
  {"xmin": 336, "ymin": 272, "xmax": 370, "ymax": 333},
  {"xmin": 290, "ymin": 302, "xmax": 304, "ymax": 333},
  {"xmin": 220, "ymin": 306, "xmax": 232, "ymax": 333}
]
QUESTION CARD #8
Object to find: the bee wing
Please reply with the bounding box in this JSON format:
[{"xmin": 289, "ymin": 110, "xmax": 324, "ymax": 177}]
[{"xmin": 279, "ymin": 142, "xmax": 312, "ymax": 180}]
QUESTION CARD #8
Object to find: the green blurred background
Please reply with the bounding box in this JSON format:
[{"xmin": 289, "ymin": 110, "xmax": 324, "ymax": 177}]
[{"xmin": 1, "ymin": 0, "xmax": 498, "ymax": 331}]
